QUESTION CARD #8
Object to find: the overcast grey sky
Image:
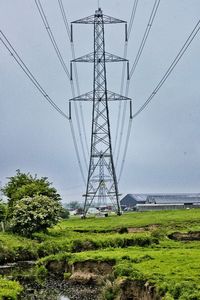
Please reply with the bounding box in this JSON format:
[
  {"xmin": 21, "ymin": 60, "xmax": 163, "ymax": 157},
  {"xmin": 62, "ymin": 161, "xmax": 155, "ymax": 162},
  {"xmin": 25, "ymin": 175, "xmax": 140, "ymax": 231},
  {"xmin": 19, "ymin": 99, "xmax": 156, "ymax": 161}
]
[{"xmin": 1, "ymin": 0, "xmax": 200, "ymax": 203}]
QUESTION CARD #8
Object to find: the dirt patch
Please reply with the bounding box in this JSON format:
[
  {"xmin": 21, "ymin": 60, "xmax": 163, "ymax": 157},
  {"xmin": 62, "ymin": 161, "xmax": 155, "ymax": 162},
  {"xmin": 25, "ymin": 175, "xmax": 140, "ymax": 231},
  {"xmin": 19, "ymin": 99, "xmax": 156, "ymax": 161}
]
[
  {"xmin": 148, "ymin": 224, "xmax": 159, "ymax": 231},
  {"xmin": 72, "ymin": 259, "xmax": 115, "ymax": 276},
  {"xmin": 46, "ymin": 260, "xmax": 67, "ymax": 274},
  {"xmin": 69, "ymin": 272, "xmax": 100, "ymax": 284},
  {"xmin": 118, "ymin": 278, "xmax": 161, "ymax": 300},
  {"xmin": 128, "ymin": 224, "xmax": 159, "ymax": 233},
  {"xmin": 128, "ymin": 227, "xmax": 146, "ymax": 233},
  {"xmin": 168, "ymin": 231, "xmax": 200, "ymax": 241},
  {"xmin": 69, "ymin": 260, "xmax": 115, "ymax": 285}
]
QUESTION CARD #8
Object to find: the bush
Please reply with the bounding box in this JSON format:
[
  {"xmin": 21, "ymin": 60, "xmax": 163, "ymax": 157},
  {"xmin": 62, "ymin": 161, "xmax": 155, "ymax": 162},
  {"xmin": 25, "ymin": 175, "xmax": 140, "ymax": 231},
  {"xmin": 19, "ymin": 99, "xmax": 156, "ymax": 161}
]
[
  {"xmin": 2, "ymin": 170, "xmax": 61, "ymax": 214},
  {"xmin": 60, "ymin": 208, "xmax": 70, "ymax": 219},
  {"xmin": 0, "ymin": 276, "xmax": 23, "ymax": 300},
  {"xmin": 9, "ymin": 195, "xmax": 62, "ymax": 237}
]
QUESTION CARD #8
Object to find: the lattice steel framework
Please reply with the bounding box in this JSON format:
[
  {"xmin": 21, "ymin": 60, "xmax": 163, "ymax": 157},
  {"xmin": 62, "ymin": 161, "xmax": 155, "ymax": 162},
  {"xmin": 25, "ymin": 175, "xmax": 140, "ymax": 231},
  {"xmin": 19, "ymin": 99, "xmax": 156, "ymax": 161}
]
[{"xmin": 70, "ymin": 8, "xmax": 131, "ymax": 216}]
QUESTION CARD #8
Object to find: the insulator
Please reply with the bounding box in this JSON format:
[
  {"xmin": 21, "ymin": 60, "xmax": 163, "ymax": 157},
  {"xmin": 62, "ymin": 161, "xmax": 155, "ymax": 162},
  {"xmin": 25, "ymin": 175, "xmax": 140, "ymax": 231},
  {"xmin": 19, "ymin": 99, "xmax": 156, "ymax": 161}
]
[
  {"xmin": 71, "ymin": 24, "xmax": 73, "ymax": 43},
  {"xmin": 69, "ymin": 101, "xmax": 72, "ymax": 120},
  {"xmin": 127, "ymin": 61, "xmax": 130, "ymax": 81},
  {"xmin": 130, "ymin": 100, "xmax": 133, "ymax": 119},
  {"xmin": 125, "ymin": 23, "xmax": 128, "ymax": 42},
  {"xmin": 70, "ymin": 62, "xmax": 73, "ymax": 81}
]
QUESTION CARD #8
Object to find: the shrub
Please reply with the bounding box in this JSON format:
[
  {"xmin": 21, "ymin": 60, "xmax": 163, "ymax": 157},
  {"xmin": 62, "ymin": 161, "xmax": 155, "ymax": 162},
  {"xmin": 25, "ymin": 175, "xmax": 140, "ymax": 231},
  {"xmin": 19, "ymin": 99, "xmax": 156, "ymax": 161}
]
[
  {"xmin": 0, "ymin": 276, "xmax": 23, "ymax": 300},
  {"xmin": 9, "ymin": 195, "xmax": 62, "ymax": 237}
]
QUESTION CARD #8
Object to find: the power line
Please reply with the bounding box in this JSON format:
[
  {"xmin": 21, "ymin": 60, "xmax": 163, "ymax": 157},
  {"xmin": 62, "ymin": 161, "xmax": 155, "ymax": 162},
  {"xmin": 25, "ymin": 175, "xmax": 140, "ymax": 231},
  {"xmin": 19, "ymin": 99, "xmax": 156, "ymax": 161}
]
[
  {"xmin": 115, "ymin": 0, "xmax": 160, "ymax": 174},
  {"xmin": 129, "ymin": 0, "xmax": 161, "ymax": 79},
  {"xmin": 118, "ymin": 18, "xmax": 200, "ymax": 181},
  {"xmin": 69, "ymin": 120, "xmax": 87, "ymax": 186},
  {"xmin": 0, "ymin": 30, "xmax": 69, "ymax": 120},
  {"xmin": 57, "ymin": 0, "xmax": 89, "ymax": 156},
  {"xmin": 115, "ymin": 80, "xmax": 130, "ymax": 169},
  {"xmin": 34, "ymin": 0, "xmax": 70, "ymax": 79},
  {"xmin": 113, "ymin": 0, "xmax": 139, "ymax": 155},
  {"xmin": 132, "ymin": 18, "xmax": 200, "ymax": 119},
  {"xmin": 127, "ymin": 0, "xmax": 139, "ymax": 40},
  {"xmin": 35, "ymin": 0, "xmax": 89, "ymax": 173},
  {"xmin": 0, "ymin": 30, "xmax": 87, "ymax": 186},
  {"xmin": 118, "ymin": 118, "xmax": 132, "ymax": 182}
]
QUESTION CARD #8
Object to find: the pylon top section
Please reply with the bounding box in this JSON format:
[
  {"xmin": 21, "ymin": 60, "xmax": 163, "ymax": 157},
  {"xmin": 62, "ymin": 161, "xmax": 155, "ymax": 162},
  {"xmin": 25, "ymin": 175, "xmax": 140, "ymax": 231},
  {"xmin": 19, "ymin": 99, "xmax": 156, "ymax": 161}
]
[{"xmin": 72, "ymin": 8, "xmax": 126, "ymax": 25}]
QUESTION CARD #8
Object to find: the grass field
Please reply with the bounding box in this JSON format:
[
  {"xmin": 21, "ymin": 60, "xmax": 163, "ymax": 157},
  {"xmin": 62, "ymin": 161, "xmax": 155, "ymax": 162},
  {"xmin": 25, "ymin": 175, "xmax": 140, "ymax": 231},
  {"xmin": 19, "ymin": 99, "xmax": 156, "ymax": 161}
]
[{"xmin": 1, "ymin": 209, "xmax": 200, "ymax": 299}]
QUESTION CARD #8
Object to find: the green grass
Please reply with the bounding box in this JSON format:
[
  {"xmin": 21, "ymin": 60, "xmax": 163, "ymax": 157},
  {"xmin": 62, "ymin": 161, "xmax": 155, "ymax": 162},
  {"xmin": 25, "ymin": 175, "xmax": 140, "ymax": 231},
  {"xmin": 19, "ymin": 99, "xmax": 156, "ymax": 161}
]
[
  {"xmin": 39, "ymin": 243, "xmax": 200, "ymax": 299},
  {"xmin": 0, "ymin": 232, "xmax": 38, "ymax": 263},
  {"xmin": 0, "ymin": 276, "xmax": 22, "ymax": 300},
  {"xmin": 1, "ymin": 209, "xmax": 200, "ymax": 299},
  {"xmin": 52, "ymin": 209, "xmax": 200, "ymax": 232}
]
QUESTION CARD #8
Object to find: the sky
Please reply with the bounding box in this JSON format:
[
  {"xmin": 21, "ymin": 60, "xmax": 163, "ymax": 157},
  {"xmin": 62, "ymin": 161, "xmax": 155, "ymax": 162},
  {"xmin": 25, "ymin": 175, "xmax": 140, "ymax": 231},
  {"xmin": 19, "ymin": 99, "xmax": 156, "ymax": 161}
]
[{"xmin": 0, "ymin": 0, "xmax": 200, "ymax": 203}]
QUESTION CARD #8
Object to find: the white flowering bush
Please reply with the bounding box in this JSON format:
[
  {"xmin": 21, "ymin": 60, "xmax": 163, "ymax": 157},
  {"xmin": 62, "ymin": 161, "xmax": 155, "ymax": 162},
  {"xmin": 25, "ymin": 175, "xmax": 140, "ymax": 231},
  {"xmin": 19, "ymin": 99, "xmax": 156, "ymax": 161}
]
[{"xmin": 10, "ymin": 195, "xmax": 62, "ymax": 237}]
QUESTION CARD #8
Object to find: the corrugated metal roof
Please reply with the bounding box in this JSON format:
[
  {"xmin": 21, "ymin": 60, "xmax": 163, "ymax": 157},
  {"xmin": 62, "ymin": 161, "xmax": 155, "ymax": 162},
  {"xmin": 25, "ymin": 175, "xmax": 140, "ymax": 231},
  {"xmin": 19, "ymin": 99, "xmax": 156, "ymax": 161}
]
[
  {"xmin": 147, "ymin": 194, "xmax": 200, "ymax": 204},
  {"xmin": 121, "ymin": 193, "xmax": 200, "ymax": 205}
]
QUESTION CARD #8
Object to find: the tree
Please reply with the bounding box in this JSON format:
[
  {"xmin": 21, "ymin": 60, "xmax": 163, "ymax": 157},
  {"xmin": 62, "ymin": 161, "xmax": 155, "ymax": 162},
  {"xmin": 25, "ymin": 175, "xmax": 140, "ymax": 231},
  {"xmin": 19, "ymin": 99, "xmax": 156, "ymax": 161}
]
[
  {"xmin": 0, "ymin": 200, "xmax": 7, "ymax": 232},
  {"xmin": 10, "ymin": 195, "xmax": 62, "ymax": 237},
  {"xmin": 69, "ymin": 201, "xmax": 81, "ymax": 210},
  {"xmin": 60, "ymin": 207, "xmax": 70, "ymax": 219},
  {"xmin": 2, "ymin": 170, "xmax": 61, "ymax": 213}
]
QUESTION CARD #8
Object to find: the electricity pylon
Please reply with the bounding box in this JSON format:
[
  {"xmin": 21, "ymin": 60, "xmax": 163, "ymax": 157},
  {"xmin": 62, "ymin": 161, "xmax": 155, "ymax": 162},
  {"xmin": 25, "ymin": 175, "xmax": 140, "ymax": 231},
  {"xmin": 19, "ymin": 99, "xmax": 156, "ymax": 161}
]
[{"xmin": 70, "ymin": 8, "xmax": 131, "ymax": 217}]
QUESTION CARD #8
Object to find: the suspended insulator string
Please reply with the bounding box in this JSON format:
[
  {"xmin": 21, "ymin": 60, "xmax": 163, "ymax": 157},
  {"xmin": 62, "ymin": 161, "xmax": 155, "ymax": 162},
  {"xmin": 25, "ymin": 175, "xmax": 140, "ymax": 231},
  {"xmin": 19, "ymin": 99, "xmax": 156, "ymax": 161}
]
[
  {"xmin": 114, "ymin": 0, "xmax": 139, "ymax": 155},
  {"xmin": 132, "ymin": 18, "xmax": 200, "ymax": 119},
  {"xmin": 58, "ymin": 0, "xmax": 89, "ymax": 156},
  {"xmin": 0, "ymin": 31, "xmax": 69, "ymax": 120},
  {"xmin": 69, "ymin": 120, "xmax": 87, "ymax": 186},
  {"xmin": 34, "ymin": 0, "xmax": 70, "ymax": 79},
  {"xmin": 129, "ymin": 0, "xmax": 160, "ymax": 79}
]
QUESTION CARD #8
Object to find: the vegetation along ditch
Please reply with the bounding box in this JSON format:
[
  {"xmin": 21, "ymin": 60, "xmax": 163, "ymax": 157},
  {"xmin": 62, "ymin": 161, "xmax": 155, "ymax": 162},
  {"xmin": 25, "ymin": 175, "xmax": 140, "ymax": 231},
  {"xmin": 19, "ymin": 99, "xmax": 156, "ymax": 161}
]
[{"xmin": 1, "ymin": 172, "xmax": 200, "ymax": 299}]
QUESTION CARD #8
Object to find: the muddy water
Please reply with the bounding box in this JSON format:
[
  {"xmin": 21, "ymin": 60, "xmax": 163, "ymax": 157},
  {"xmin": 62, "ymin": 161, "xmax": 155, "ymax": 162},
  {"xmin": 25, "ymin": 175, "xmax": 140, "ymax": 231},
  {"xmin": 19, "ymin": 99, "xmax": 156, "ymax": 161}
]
[{"xmin": 0, "ymin": 262, "xmax": 99, "ymax": 300}]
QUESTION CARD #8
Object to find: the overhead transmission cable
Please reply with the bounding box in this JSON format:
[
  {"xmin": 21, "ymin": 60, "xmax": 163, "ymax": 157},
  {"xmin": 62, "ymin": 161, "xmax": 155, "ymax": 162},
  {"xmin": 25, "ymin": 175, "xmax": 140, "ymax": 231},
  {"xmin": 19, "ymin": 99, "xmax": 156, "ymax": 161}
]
[
  {"xmin": 57, "ymin": 0, "xmax": 89, "ymax": 156},
  {"xmin": 0, "ymin": 30, "xmax": 87, "ymax": 185},
  {"xmin": 129, "ymin": 0, "xmax": 161, "ymax": 79},
  {"xmin": 0, "ymin": 30, "xmax": 69, "ymax": 120},
  {"xmin": 34, "ymin": 0, "xmax": 70, "ymax": 79},
  {"xmin": 113, "ymin": 0, "xmax": 139, "ymax": 154},
  {"xmin": 132, "ymin": 18, "xmax": 200, "ymax": 119},
  {"xmin": 115, "ymin": 0, "xmax": 160, "ymax": 172},
  {"xmin": 35, "ymin": 0, "xmax": 89, "ymax": 173},
  {"xmin": 118, "ymin": 18, "xmax": 200, "ymax": 182}
]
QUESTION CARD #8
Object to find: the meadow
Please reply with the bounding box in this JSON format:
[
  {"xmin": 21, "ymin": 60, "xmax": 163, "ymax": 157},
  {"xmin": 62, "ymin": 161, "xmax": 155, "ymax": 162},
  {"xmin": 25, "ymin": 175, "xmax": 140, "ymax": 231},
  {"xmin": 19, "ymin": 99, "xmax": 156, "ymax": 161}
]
[{"xmin": 0, "ymin": 209, "xmax": 200, "ymax": 299}]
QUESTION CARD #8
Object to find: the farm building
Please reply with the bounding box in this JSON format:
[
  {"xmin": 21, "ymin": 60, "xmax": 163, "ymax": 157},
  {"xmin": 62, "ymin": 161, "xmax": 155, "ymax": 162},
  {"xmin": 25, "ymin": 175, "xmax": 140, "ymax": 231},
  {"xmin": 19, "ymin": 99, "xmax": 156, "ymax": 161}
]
[
  {"xmin": 120, "ymin": 194, "xmax": 146, "ymax": 209},
  {"xmin": 146, "ymin": 194, "xmax": 200, "ymax": 205},
  {"xmin": 120, "ymin": 193, "xmax": 200, "ymax": 211}
]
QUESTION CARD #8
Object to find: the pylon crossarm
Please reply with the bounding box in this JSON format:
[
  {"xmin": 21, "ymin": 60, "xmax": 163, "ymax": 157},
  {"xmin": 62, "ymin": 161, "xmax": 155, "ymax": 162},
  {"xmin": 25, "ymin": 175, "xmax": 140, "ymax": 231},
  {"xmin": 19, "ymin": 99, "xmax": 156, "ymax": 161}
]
[
  {"xmin": 69, "ymin": 90, "xmax": 131, "ymax": 102},
  {"xmin": 72, "ymin": 12, "xmax": 126, "ymax": 25},
  {"xmin": 72, "ymin": 52, "xmax": 127, "ymax": 63}
]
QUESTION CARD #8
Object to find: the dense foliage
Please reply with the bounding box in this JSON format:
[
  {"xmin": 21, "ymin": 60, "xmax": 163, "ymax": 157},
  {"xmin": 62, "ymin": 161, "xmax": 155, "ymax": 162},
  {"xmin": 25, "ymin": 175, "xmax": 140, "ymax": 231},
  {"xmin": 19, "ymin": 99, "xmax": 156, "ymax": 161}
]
[
  {"xmin": 9, "ymin": 195, "xmax": 62, "ymax": 237},
  {"xmin": 0, "ymin": 200, "xmax": 7, "ymax": 223},
  {"xmin": 1, "ymin": 170, "xmax": 63, "ymax": 236},
  {"xmin": 2, "ymin": 170, "xmax": 61, "ymax": 211},
  {"xmin": 0, "ymin": 276, "xmax": 22, "ymax": 300}
]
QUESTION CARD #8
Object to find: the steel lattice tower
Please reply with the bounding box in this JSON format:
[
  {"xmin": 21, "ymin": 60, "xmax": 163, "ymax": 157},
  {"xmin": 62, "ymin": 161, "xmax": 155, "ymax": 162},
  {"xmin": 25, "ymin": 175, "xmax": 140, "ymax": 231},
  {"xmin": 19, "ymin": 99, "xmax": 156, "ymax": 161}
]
[{"xmin": 70, "ymin": 8, "xmax": 131, "ymax": 216}]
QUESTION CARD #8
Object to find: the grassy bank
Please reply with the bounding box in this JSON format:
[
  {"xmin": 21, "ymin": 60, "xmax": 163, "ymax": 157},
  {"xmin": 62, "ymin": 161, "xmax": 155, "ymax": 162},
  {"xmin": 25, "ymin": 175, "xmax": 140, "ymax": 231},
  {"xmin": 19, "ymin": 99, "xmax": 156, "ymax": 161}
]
[
  {"xmin": 0, "ymin": 276, "xmax": 22, "ymax": 300},
  {"xmin": 0, "ymin": 209, "xmax": 200, "ymax": 299}
]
